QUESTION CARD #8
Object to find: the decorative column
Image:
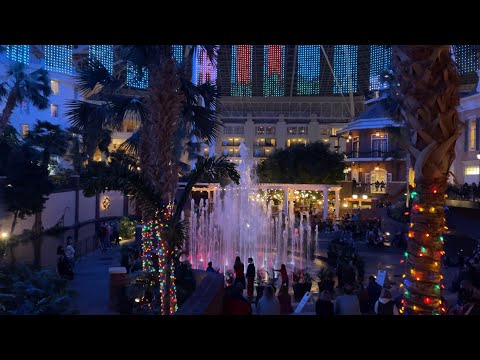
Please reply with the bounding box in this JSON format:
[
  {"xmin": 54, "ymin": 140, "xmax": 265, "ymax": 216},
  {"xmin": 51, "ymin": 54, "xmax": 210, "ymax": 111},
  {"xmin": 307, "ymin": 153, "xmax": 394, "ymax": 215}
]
[
  {"xmin": 335, "ymin": 188, "xmax": 340, "ymax": 220},
  {"xmin": 323, "ymin": 187, "xmax": 329, "ymax": 221}
]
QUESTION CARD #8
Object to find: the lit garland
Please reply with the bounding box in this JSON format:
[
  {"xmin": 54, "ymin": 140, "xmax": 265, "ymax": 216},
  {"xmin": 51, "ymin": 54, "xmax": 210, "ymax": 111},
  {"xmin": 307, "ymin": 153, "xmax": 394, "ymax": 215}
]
[{"xmin": 402, "ymin": 183, "xmax": 447, "ymax": 315}]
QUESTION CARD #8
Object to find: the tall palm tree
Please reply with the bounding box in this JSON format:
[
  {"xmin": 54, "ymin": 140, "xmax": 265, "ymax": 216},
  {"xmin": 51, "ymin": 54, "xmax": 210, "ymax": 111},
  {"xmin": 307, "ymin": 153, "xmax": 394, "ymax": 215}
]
[
  {"xmin": 0, "ymin": 63, "xmax": 52, "ymax": 134},
  {"xmin": 393, "ymin": 45, "xmax": 463, "ymax": 315}
]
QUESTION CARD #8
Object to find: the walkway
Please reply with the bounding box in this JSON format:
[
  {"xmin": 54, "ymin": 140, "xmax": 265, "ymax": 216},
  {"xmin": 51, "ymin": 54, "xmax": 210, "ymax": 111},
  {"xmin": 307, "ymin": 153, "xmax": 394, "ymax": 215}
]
[{"xmin": 69, "ymin": 243, "xmax": 127, "ymax": 315}]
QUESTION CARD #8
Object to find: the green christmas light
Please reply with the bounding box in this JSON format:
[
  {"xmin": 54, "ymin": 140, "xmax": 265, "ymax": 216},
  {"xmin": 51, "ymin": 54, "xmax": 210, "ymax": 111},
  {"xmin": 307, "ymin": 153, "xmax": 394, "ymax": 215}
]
[
  {"xmin": 410, "ymin": 191, "xmax": 418, "ymax": 199},
  {"xmin": 421, "ymin": 247, "xmax": 426, "ymax": 253},
  {"xmin": 404, "ymin": 252, "xmax": 408, "ymax": 257}
]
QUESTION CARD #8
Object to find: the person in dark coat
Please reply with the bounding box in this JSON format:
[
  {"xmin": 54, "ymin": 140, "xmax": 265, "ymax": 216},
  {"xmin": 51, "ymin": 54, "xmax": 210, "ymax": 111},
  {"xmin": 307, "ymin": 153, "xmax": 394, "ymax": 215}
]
[
  {"xmin": 246, "ymin": 257, "xmax": 256, "ymax": 299},
  {"xmin": 366, "ymin": 275, "xmax": 382, "ymax": 312},
  {"xmin": 233, "ymin": 256, "xmax": 246, "ymax": 290},
  {"xmin": 206, "ymin": 261, "xmax": 215, "ymax": 273},
  {"xmin": 316, "ymin": 290, "xmax": 334, "ymax": 316}
]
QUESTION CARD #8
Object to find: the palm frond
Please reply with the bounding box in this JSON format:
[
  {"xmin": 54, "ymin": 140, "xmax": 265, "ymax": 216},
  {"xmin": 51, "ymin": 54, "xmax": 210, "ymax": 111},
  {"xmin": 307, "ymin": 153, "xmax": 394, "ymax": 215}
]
[
  {"xmin": 74, "ymin": 58, "xmax": 116, "ymax": 98},
  {"xmin": 173, "ymin": 156, "xmax": 239, "ymax": 225},
  {"xmin": 119, "ymin": 129, "xmax": 142, "ymax": 156}
]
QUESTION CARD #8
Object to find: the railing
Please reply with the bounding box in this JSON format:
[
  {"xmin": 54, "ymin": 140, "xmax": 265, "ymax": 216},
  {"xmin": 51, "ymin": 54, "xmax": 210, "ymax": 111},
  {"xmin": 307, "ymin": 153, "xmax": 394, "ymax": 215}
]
[
  {"xmin": 352, "ymin": 183, "xmax": 388, "ymax": 195},
  {"xmin": 345, "ymin": 151, "xmax": 390, "ymax": 159},
  {"xmin": 447, "ymin": 184, "xmax": 480, "ymax": 202}
]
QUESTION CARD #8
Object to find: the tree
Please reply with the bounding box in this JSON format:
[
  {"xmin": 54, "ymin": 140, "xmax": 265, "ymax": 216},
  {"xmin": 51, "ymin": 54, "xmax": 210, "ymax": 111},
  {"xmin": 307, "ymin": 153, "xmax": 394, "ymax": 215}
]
[
  {"xmin": 256, "ymin": 142, "xmax": 345, "ymax": 184},
  {"xmin": 67, "ymin": 46, "xmax": 221, "ymax": 314},
  {"xmin": 3, "ymin": 144, "xmax": 52, "ymax": 263},
  {"xmin": 0, "ymin": 62, "xmax": 52, "ymax": 134},
  {"xmin": 393, "ymin": 45, "xmax": 463, "ymax": 315}
]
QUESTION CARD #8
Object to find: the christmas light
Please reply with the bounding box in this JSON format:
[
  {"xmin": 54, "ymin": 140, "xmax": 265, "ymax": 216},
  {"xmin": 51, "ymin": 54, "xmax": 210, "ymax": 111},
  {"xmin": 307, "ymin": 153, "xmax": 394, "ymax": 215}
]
[
  {"xmin": 333, "ymin": 45, "xmax": 358, "ymax": 94},
  {"xmin": 195, "ymin": 46, "xmax": 217, "ymax": 85},
  {"xmin": 45, "ymin": 45, "xmax": 73, "ymax": 74},
  {"xmin": 263, "ymin": 45, "xmax": 285, "ymax": 96},
  {"xmin": 410, "ymin": 191, "xmax": 418, "ymax": 199},
  {"xmin": 369, "ymin": 45, "xmax": 392, "ymax": 90},
  {"xmin": 172, "ymin": 45, "xmax": 183, "ymax": 63},
  {"xmin": 429, "ymin": 207, "xmax": 436, "ymax": 213},
  {"xmin": 6, "ymin": 45, "xmax": 30, "ymax": 64},
  {"xmin": 127, "ymin": 61, "xmax": 149, "ymax": 89},
  {"xmin": 231, "ymin": 45, "xmax": 252, "ymax": 96},
  {"xmin": 297, "ymin": 45, "xmax": 321, "ymax": 95},
  {"xmin": 453, "ymin": 45, "xmax": 479, "ymax": 74},
  {"xmin": 89, "ymin": 45, "xmax": 113, "ymax": 74}
]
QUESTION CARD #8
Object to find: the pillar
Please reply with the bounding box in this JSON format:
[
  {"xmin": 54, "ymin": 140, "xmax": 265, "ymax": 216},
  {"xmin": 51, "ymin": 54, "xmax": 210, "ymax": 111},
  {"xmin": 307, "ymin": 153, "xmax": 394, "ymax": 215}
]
[
  {"xmin": 335, "ymin": 188, "xmax": 340, "ymax": 220},
  {"xmin": 323, "ymin": 187, "xmax": 329, "ymax": 222}
]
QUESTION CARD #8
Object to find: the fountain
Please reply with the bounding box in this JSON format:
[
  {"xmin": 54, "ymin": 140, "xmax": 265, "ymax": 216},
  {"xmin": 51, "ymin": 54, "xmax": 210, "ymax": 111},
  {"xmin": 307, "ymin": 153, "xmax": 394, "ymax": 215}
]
[{"xmin": 186, "ymin": 143, "xmax": 319, "ymax": 274}]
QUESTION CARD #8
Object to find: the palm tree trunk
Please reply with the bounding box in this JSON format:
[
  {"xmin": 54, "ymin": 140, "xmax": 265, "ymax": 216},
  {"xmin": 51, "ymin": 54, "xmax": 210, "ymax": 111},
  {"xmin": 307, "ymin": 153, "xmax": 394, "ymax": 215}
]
[
  {"xmin": 0, "ymin": 85, "xmax": 18, "ymax": 134},
  {"xmin": 393, "ymin": 45, "xmax": 463, "ymax": 315}
]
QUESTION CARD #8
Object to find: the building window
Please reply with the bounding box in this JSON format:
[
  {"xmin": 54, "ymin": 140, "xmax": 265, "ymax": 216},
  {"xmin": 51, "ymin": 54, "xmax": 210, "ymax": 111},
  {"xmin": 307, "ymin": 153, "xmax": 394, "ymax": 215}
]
[
  {"xmin": 465, "ymin": 166, "xmax": 480, "ymax": 175},
  {"xmin": 320, "ymin": 127, "xmax": 330, "ymax": 136},
  {"xmin": 21, "ymin": 124, "xmax": 29, "ymax": 139},
  {"xmin": 286, "ymin": 138, "xmax": 307, "ymax": 147},
  {"xmin": 287, "ymin": 127, "xmax": 297, "ymax": 135},
  {"xmin": 51, "ymin": 80, "xmax": 59, "ymax": 95},
  {"xmin": 266, "ymin": 126, "xmax": 275, "ymax": 135},
  {"xmin": 352, "ymin": 136, "xmax": 359, "ymax": 157},
  {"xmin": 51, "ymin": 104, "xmax": 59, "ymax": 117},
  {"xmin": 256, "ymin": 126, "xmax": 265, "ymax": 135},
  {"xmin": 254, "ymin": 138, "xmax": 276, "ymax": 147},
  {"xmin": 223, "ymin": 126, "xmax": 244, "ymax": 135},
  {"xmin": 470, "ymin": 119, "xmax": 477, "ymax": 150},
  {"xmin": 331, "ymin": 128, "xmax": 342, "ymax": 136},
  {"xmin": 298, "ymin": 127, "xmax": 308, "ymax": 135},
  {"xmin": 222, "ymin": 137, "xmax": 243, "ymax": 146},
  {"xmin": 371, "ymin": 133, "xmax": 388, "ymax": 157}
]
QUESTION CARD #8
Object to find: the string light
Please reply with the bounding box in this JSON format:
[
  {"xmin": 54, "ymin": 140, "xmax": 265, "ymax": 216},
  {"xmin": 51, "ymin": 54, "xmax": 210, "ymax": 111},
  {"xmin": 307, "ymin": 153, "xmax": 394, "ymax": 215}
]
[
  {"xmin": 127, "ymin": 61, "xmax": 149, "ymax": 89},
  {"xmin": 263, "ymin": 45, "xmax": 285, "ymax": 96},
  {"xmin": 45, "ymin": 45, "xmax": 73, "ymax": 74},
  {"xmin": 196, "ymin": 46, "xmax": 217, "ymax": 85},
  {"xmin": 297, "ymin": 45, "xmax": 321, "ymax": 95},
  {"xmin": 333, "ymin": 45, "xmax": 358, "ymax": 94},
  {"xmin": 89, "ymin": 45, "xmax": 113, "ymax": 74},
  {"xmin": 6, "ymin": 45, "xmax": 30, "ymax": 65},
  {"xmin": 453, "ymin": 45, "xmax": 479, "ymax": 74},
  {"xmin": 369, "ymin": 45, "xmax": 392, "ymax": 90},
  {"xmin": 231, "ymin": 45, "xmax": 252, "ymax": 96},
  {"xmin": 172, "ymin": 45, "xmax": 183, "ymax": 63}
]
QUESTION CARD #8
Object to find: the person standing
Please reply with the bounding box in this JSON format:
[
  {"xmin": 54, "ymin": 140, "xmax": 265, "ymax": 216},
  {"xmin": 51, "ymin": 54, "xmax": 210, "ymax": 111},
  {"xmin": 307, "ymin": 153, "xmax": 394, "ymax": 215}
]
[
  {"xmin": 233, "ymin": 256, "xmax": 246, "ymax": 290},
  {"xmin": 206, "ymin": 261, "xmax": 215, "ymax": 273},
  {"xmin": 246, "ymin": 257, "xmax": 256, "ymax": 299},
  {"xmin": 335, "ymin": 283, "xmax": 361, "ymax": 315},
  {"xmin": 275, "ymin": 264, "xmax": 289, "ymax": 288},
  {"xmin": 315, "ymin": 290, "xmax": 334, "ymax": 316},
  {"xmin": 257, "ymin": 285, "xmax": 280, "ymax": 315},
  {"xmin": 65, "ymin": 236, "xmax": 75, "ymax": 270},
  {"xmin": 374, "ymin": 288, "xmax": 399, "ymax": 315}
]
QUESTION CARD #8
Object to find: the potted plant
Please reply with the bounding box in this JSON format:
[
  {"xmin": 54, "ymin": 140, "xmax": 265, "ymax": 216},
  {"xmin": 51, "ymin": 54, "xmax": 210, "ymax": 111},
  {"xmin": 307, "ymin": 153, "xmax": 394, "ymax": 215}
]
[
  {"xmin": 317, "ymin": 268, "xmax": 335, "ymax": 293},
  {"xmin": 292, "ymin": 268, "xmax": 313, "ymax": 302}
]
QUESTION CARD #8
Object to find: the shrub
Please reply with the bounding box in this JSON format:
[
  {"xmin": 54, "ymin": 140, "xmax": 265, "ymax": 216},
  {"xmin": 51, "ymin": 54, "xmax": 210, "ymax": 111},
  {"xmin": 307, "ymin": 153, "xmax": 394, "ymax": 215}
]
[{"xmin": 119, "ymin": 217, "xmax": 136, "ymax": 240}]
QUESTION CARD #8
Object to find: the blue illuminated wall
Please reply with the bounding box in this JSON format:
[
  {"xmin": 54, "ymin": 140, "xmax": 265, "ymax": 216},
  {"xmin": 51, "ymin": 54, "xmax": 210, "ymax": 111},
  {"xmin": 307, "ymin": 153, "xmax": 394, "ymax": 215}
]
[
  {"xmin": 263, "ymin": 45, "xmax": 285, "ymax": 96},
  {"xmin": 127, "ymin": 61, "xmax": 149, "ymax": 89},
  {"xmin": 369, "ymin": 45, "xmax": 392, "ymax": 90},
  {"xmin": 453, "ymin": 45, "xmax": 479, "ymax": 74},
  {"xmin": 333, "ymin": 45, "xmax": 358, "ymax": 94},
  {"xmin": 296, "ymin": 45, "xmax": 321, "ymax": 95},
  {"xmin": 231, "ymin": 45, "xmax": 252, "ymax": 96},
  {"xmin": 89, "ymin": 45, "xmax": 113, "ymax": 74},
  {"xmin": 173, "ymin": 45, "xmax": 183, "ymax": 63},
  {"xmin": 45, "ymin": 45, "xmax": 73, "ymax": 74},
  {"xmin": 6, "ymin": 45, "xmax": 30, "ymax": 65}
]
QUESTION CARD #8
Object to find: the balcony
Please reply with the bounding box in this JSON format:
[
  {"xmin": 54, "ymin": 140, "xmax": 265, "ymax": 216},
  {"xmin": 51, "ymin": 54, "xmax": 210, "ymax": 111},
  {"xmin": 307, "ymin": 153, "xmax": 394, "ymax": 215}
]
[{"xmin": 344, "ymin": 150, "xmax": 389, "ymax": 160}]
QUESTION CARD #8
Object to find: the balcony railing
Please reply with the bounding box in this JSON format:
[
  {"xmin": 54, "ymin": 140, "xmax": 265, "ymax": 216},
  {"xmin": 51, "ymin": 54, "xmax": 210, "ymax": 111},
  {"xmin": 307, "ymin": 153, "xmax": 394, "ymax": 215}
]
[
  {"xmin": 352, "ymin": 183, "xmax": 388, "ymax": 195},
  {"xmin": 345, "ymin": 151, "xmax": 389, "ymax": 159}
]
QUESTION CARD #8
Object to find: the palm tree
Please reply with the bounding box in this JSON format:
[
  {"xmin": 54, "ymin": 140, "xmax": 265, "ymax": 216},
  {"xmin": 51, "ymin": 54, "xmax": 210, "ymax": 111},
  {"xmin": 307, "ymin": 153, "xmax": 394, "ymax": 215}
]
[
  {"xmin": 0, "ymin": 63, "xmax": 52, "ymax": 134},
  {"xmin": 392, "ymin": 45, "xmax": 463, "ymax": 315}
]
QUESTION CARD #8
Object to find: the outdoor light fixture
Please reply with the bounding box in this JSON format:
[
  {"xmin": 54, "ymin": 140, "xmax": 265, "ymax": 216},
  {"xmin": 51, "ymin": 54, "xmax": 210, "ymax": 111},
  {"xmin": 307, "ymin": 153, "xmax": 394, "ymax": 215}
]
[
  {"xmin": 1, "ymin": 232, "xmax": 7, "ymax": 239},
  {"xmin": 348, "ymin": 132, "xmax": 352, "ymax": 140},
  {"xmin": 477, "ymin": 153, "xmax": 480, "ymax": 160},
  {"xmin": 352, "ymin": 194, "xmax": 358, "ymax": 199},
  {"xmin": 343, "ymin": 203, "xmax": 349, "ymax": 207},
  {"xmin": 374, "ymin": 163, "xmax": 380, "ymax": 171},
  {"xmin": 376, "ymin": 131, "xmax": 380, "ymax": 137},
  {"xmin": 362, "ymin": 195, "xmax": 368, "ymax": 200}
]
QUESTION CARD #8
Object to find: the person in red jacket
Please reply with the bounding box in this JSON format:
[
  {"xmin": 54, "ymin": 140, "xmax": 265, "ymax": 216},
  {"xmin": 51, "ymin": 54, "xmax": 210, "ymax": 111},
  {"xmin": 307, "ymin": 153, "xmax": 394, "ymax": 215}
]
[{"xmin": 275, "ymin": 264, "xmax": 289, "ymax": 288}]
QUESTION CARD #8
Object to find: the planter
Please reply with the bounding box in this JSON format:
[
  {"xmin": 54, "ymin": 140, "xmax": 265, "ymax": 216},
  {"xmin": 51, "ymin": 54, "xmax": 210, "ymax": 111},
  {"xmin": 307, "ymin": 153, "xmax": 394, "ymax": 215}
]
[{"xmin": 293, "ymin": 282, "xmax": 312, "ymax": 302}]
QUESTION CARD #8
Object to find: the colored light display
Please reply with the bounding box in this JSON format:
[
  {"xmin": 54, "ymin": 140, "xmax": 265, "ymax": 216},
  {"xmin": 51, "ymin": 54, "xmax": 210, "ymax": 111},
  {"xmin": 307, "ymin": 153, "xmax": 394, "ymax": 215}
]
[
  {"xmin": 6, "ymin": 45, "xmax": 30, "ymax": 65},
  {"xmin": 263, "ymin": 45, "xmax": 285, "ymax": 96},
  {"xmin": 369, "ymin": 45, "xmax": 392, "ymax": 90},
  {"xmin": 453, "ymin": 45, "xmax": 479, "ymax": 74},
  {"xmin": 127, "ymin": 61, "xmax": 149, "ymax": 89},
  {"xmin": 196, "ymin": 47, "xmax": 217, "ymax": 85},
  {"xmin": 172, "ymin": 45, "xmax": 183, "ymax": 63},
  {"xmin": 89, "ymin": 45, "xmax": 113, "ymax": 74},
  {"xmin": 45, "ymin": 45, "xmax": 73, "ymax": 74},
  {"xmin": 333, "ymin": 45, "xmax": 358, "ymax": 94},
  {"xmin": 297, "ymin": 45, "xmax": 321, "ymax": 95},
  {"xmin": 231, "ymin": 45, "xmax": 252, "ymax": 96}
]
